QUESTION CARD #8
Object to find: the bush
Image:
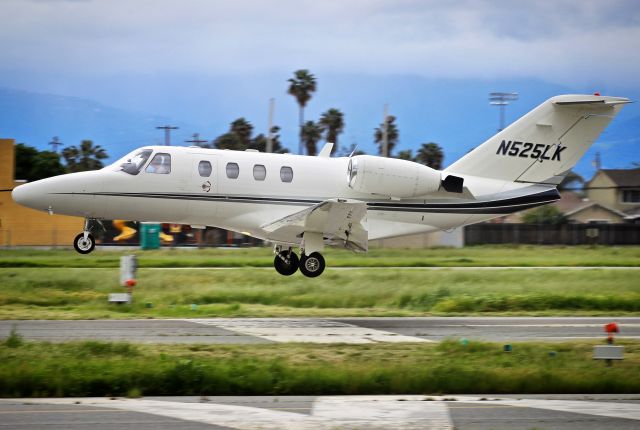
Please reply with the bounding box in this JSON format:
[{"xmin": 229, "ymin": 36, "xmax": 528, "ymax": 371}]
[{"xmin": 4, "ymin": 326, "xmax": 23, "ymax": 348}]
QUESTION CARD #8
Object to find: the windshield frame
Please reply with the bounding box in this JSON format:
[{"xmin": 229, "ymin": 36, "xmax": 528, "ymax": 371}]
[{"xmin": 110, "ymin": 149, "xmax": 153, "ymax": 175}]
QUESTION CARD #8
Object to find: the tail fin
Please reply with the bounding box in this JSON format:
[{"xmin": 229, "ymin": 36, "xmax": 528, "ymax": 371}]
[{"xmin": 445, "ymin": 94, "xmax": 630, "ymax": 185}]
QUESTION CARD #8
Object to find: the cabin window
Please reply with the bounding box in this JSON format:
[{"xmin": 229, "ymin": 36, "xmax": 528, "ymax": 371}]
[
  {"xmin": 253, "ymin": 164, "xmax": 266, "ymax": 181},
  {"xmin": 146, "ymin": 153, "xmax": 171, "ymax": 174},
  {"xmin": 226, "ymin": 162, "xmax": 240, "ymax": 179},
  {"xmin": 198, "ymin": 160, "xmax": 212, "ymax": 177},
  {"xmin": 119, "ymin": 149, "xmax": 152, "ymax": 175},
  {"xmin": 280, "ymin": 166, "xmax": 293, "ymax": 183}
]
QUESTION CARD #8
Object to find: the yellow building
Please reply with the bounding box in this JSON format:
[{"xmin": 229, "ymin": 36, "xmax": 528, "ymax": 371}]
[{"xmin": 0, "ymin": 139, "xmax": 83, "ymax": 246}]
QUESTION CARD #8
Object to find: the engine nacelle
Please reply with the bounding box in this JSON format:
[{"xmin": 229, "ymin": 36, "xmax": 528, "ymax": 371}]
[{"xmin": 347, "ymin": 155, "xmax": 442, "ymax": 198}]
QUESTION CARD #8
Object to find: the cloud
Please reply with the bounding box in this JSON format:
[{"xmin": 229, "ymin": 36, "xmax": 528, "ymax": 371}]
[{"xmin": 1, "ymin": 0, "xmax": 639, "ymax": 86}]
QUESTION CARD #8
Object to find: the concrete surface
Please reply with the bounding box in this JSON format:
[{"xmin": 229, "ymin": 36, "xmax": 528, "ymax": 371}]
[
  {"xmin": 1, "ymin": 317, "xmax": 639, "ymax": 344},
  {"xmin": 1, "ymin": 395, "xmax": 639, "ymax": 429}
]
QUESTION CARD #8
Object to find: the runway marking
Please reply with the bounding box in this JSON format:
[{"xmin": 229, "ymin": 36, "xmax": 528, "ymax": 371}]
[
  {"xmin": 189, "ymin": 318, "xmax": 432, "ymax": 344},
  {"xmin": 3, "ymin": 397, "xmax": 639, "ymax": 428},
  {"xmin": 4, "ymin": 397, "xmax": 453, "ymax": 429}
]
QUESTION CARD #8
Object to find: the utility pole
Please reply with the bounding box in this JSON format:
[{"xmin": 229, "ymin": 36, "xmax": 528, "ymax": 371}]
[
  {"xmin": 382, "ymin": 103, "xmax": 389, "ymax": 157},
  {"xmin": 593, "ymin": 152, "xmax": 602, "ymax": 171},
  {"xmin": 48, "ymin": 136, "xmax": 63, "ymax": 153},
  {"xmin": 186, "ymin": 133, "xmax": 208, "ymax": 147},
  {"xmin": 489, "ymin": 92, "xmax": 518, "ymax": 132},
  {"xmin": 156, "ymin": 125, "xmax": 179, "ymax": 146},
  {"xmin": 267, "ymin": 98, "xmax": 275, "ymax": 153}
]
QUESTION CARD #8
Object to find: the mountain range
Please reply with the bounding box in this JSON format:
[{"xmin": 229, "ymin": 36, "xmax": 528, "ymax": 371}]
[{"xmin": 0, "ymin": 76, "xmax": 638, "ymax": 181}]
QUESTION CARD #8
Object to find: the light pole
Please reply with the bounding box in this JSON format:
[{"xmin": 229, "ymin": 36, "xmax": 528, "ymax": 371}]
[
  {"xmin": 48, "ymin": 136, "xmax": 62, "ymax": 153},
  {"xmin": 489, "ymin": 92, "xmax": 518, "ymax": 132},
  {"xmin": 186, "ymin": 133, "xmax": 208, "ymax": 147},
  {"xmin": 156, "ymin": 125, "xmax": 179, "ymax": 146}
]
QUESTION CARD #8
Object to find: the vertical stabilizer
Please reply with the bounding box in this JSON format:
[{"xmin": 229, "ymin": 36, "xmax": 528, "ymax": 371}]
[{"xmin": 445, "ymin": 95, "xmax": 630, "ymax": 184}]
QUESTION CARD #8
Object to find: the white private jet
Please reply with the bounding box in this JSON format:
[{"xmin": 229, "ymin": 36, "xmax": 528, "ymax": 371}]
[{"xmin": 12, "ymin": 94, "xmax": 630, "ymax": 277}]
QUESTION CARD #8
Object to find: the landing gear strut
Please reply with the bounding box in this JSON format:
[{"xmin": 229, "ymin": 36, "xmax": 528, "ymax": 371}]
[{"xmin": 73, "ymin": 219, "xmax": 96, "ymax": 254}]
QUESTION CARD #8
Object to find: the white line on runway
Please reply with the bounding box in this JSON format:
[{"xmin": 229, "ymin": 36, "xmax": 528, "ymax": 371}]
[
  {"xmin": 189, "ymin": 318, "xmax": 432, "ymax": 344},
  {"xmin": 4, "ymin": 397, "xmax": 454, "ymax": 430},
  {"xmin": 8, "ymin": 396, "xmax": 640, "ymax": 427}
]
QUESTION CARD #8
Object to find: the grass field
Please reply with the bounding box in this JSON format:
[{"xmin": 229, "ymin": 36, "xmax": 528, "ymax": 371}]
[
  {"xmin": 0, "ymin": 245, "xmax": 639, "ymax": 268},
  {"xmin": 0, "ymin": 246, "xmax": 638, "ymax": 318},
  {"xmin": 0, "ymin": 266, "xmax": 638, "ymax": 319},
  {"xmin": 2, "ymin": 336, "xmax": 639, "ymax": 397}
]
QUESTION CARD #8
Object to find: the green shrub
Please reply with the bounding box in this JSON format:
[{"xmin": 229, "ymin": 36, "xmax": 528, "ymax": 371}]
[{"xmin": 4, "ymin": 326, "xmax": 23, "ymax": 348}]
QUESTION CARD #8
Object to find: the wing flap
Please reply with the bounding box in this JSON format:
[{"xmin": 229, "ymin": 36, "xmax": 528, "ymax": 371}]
[{"xmin": 260, "ymin": 199, "xmax": 368, "ymax": 252}]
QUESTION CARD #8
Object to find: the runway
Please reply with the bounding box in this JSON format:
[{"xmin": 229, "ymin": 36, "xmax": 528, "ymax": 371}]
[
  {"xmin": 2, "ymin": 317, "xmax": 639, "ymax": 344},
  {"xmin": 1, "ymin": 395, "xmax": 639, "ymax": 429}
]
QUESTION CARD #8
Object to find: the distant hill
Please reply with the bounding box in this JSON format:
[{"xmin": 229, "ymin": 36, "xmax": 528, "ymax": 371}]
[
  {"xmin": 0, "ymin": 87, "xmax": 201, "ymax": 160},
  {"xmin": 0, "ymin": 82, "xmax": 637, "ymax": 180}
]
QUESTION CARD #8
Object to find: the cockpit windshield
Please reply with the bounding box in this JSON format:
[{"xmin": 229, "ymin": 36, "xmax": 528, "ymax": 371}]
[{"xmin": 114, "ymin": 149, "xmax": 153, "ymax": 175}]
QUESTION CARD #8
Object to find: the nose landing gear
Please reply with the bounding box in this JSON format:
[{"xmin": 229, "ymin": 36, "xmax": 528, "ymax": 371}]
[
  {"xmin": 73, "ymin": 232, "xmax": 95, "ymax": 254},
  {"xmin": 73, "ymin": 218, "xmax": 99, "ymax": 254}
]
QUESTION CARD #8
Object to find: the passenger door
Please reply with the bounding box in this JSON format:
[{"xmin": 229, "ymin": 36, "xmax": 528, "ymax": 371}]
[{"xmin": 187, "ymin": 152, "xmax": 219, "ymax": 222}]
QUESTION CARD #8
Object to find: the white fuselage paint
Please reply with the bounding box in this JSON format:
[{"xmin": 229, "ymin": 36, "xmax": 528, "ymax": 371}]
[
  {"xmin": 12, "ymin": 146, "xmax": 533, "ymax": 244},
  {"xmin": 13, "ymin": 95, "xmax": 629, "ymax": 249}
]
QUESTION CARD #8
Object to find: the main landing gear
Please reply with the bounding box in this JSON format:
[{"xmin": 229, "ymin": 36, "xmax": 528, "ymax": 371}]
[
  {"xmin": 73, "ymin": 219, "xmax": 97, "ymax": 254},
  {"xmin": 273, "ymin": 247, "xmax": 326, "ymax": 278}
]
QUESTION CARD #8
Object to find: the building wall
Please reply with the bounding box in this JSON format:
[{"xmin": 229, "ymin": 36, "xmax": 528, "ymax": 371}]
[
  {"xmin": 567, "ymin": 206, "xmax": 624, "ymax": 224},
  {"xmin": 0, "ymin": 139, "xmax": 83, "ymax": 246},
  {"xmin": 587, "ymin": 172, "xmax": 619, "ymax": 210}
]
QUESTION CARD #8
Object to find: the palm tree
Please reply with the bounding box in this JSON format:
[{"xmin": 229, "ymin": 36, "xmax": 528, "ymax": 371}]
[
  {"xmin": 287, "ymin": 69, "xmax": 317, "ymax": 155},
  {"xmin": 230, "ymin": 118, "xmax": 254, "ymax": 149},
  {"xmin": 374, "ymin": 115, "xmax": 399, "ymax": 157},
  {"xmin": 319, "ymin": 108, "xmax": 345, "ymax": 155},
  {"xmin": 213, "ymin": 118, "xmax": 254, "ymax": 151},
  {"xmin": 396, "ymin": 149, "xmax": 414, "ymax": 161},
  {"xmin": 301, "ymin": 121, "xmax": 323, "ymax": 156},
  {"xmin": 250, "ymin": 126, "xmax": 289, "ymax": 154},
  {"xmin": 61, "ymin": 140, "xmax": 108, "ymax": 172},
  {"xmin": 416, "ymin": 142, "xmax": 444, "ymax": 170}
]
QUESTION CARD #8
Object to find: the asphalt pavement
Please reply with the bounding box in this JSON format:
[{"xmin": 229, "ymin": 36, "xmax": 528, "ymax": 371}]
[
  {"xmin": 1, "ymin": 317, "xmax": 638, "ymax": 344},
  {"xmin": 1, "ymin": 395, "xmax": 639, "ymax": 429}
]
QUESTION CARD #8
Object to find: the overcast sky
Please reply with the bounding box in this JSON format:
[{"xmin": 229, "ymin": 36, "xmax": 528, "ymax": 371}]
[
  {"xmin": 1, "ymin": 0, "xmax": 638, "ymax": 173},
  {"xmin": 2, "ymin": 0, "xmax": 639, "ymax": 87}
]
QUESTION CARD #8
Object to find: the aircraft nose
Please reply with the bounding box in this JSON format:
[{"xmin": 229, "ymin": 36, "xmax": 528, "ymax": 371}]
[{"xmin": 12, "ymin": 181, "xmax": 45, "ymax": 210}]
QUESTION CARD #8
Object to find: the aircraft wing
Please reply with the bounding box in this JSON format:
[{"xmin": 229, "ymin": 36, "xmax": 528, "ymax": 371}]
[{"xmin": 260, "ymin": 199, "xmax": 368, "ymax": 252}]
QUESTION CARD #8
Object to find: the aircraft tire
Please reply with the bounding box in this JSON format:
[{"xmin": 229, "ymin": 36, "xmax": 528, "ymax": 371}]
[
  {"xmin": 73, "ymin": 233, "xmax": 95, "ymax": 254},
  {"xmin": 274, "ymin": 251, "xmax": 299, "ymax": 276},
  {"xmin": 299, "ymin": 252, "xmax": 325, "ymax": 278}
]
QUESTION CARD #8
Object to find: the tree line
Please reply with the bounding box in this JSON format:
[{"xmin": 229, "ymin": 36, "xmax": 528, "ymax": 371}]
[
  {"xmin": 207, "ymin": 69, "xmax": 445, "ymax": 168},
  {"xmin": 15, "ymin": 140, "xmax": 108, "ymax": 181},
  {"xmin": 15, "ymin": 69, "xmax": 449, "ymax": 180}
]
